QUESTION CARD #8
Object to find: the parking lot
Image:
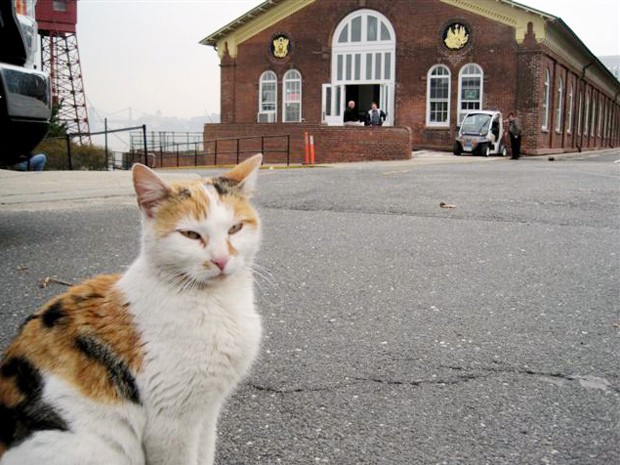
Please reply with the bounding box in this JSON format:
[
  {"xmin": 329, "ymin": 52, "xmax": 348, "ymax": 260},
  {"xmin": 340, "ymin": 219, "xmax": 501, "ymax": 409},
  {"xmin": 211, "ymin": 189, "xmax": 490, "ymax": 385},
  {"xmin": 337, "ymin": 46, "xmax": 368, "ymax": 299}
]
[{"xmin": 1, "ymin": 151, "xmax": 618, "ymax": 464}]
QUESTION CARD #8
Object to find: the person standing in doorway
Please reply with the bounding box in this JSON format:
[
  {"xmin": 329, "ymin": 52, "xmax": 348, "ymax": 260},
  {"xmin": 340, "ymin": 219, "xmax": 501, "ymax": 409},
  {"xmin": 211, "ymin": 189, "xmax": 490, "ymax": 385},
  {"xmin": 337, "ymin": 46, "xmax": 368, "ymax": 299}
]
[
  {"xmin": 366, "ymin": 102, "xmax": 386, "ymax": 126},
  {"xmin": 507, "ymin": 112, "xmax": 522, "ymax": 159},
  {"xmin": 343, "ymin": 100, "xmax": 359, "ymax": 123}
]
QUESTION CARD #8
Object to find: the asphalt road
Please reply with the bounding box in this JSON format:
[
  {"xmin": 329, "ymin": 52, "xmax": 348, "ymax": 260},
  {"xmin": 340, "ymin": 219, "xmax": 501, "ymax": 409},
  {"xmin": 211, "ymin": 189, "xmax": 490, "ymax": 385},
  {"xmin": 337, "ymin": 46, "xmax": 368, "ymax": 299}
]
[{"xmin": 1, "ymin": 152, "xmax": 618, "ymax": 464}]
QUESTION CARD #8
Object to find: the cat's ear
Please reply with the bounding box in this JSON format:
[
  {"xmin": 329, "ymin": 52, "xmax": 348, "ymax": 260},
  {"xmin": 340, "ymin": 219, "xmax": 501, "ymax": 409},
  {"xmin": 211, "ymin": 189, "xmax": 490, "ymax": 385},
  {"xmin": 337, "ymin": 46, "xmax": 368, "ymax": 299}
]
[
  {"xmin": 221, "ymin": 153, "xmax": 263, "ymax": 196},
  {"xmin": 132, "ymin": 163, "xmax": 171, "ymax": 217}
]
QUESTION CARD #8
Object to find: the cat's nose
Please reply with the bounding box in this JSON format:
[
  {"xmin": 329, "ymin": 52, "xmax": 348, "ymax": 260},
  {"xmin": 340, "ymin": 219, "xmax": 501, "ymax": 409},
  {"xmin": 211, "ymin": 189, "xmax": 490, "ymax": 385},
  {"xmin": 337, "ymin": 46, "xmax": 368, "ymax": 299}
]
[{"xmin": 211, "ymin": 257, "xmax": 229, "ymax": 271}]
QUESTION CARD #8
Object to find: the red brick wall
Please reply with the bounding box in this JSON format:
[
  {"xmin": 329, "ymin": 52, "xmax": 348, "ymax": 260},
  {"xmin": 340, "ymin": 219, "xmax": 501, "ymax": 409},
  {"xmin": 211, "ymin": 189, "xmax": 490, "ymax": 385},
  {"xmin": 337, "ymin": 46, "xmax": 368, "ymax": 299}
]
[
  {"xmin": 219, "ymin": 0, "xmax": 524, "ymax": 151},
  {"xmin": 203, "ymin": 123, "xmax": 412, "ymax": 164},
  {"xmin": 212, "ymin": 0, "xmax": 619, "ymax": 155}
]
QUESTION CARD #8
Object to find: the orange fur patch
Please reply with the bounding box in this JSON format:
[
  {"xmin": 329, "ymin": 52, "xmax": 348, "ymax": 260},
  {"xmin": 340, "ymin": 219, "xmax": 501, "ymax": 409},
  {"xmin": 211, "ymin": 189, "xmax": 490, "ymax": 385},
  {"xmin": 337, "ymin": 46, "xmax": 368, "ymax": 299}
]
[
  {"xmin": 152, "ymin": 178, "xmax": 259, "ymax": 238},
  {"xmin": 0, "ymin": 275, "xmax": 143, "ymax": 405},
  {"xmin": 153, "ymin": 181, "xmax": 211, "ymax": 237}
]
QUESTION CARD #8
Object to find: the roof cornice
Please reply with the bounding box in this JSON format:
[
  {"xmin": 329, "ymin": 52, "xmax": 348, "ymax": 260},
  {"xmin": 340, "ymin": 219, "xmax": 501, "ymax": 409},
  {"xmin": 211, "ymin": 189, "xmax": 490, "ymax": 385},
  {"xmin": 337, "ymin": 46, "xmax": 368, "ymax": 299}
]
[
  {"xmin": 199, "ymin": 0, "xmax": 316, "ymax": 59},
  {"xmin": 440, "ymin": 0, "xmax": 619, "ymax": 93}
]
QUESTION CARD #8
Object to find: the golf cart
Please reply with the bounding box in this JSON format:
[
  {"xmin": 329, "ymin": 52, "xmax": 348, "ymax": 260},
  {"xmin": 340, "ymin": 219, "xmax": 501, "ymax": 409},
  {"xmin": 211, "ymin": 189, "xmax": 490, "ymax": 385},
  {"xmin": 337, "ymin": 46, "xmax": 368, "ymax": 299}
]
[{"xmin": 453, "ymin": 110, "xmax": 507, "ymax": 157}]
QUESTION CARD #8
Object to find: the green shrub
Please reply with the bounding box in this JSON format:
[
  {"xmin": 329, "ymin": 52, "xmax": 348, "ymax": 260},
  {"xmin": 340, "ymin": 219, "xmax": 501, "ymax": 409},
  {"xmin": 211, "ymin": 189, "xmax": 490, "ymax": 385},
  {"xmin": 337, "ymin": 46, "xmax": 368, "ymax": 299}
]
[{"xmin": 34, "ymin": 138, "xmax": 109, "ymax": 170}]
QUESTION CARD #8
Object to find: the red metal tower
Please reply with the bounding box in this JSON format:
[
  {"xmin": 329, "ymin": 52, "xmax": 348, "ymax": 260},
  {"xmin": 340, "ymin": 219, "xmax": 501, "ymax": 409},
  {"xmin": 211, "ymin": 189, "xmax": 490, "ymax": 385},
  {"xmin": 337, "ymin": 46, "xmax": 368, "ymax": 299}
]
[{"xmin": 35, "ymin": 0, "xmax": 90, "ymax": 143}]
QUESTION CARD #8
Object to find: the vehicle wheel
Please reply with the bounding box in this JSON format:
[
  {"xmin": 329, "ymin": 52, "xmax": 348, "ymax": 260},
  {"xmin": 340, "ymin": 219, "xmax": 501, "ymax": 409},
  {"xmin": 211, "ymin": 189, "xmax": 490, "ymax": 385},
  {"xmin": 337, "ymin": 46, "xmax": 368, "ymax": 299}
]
[
  {"xmin": 452, "ymin": 141, "xmax": 462, "ymax": 156},
  {"xmin": 500, "ymin": 144, "xmax": 508, "ymax": 157},
  {"xmin": 484, "ymin": 145, "xmax": 491, "ymax": 157}
]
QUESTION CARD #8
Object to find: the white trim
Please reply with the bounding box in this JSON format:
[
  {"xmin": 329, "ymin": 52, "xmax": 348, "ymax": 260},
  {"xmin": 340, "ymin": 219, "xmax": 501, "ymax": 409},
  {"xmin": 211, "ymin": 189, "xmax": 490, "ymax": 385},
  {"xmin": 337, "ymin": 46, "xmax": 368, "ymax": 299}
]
[
  {"xmin": 567, "ymin": 82, "xmax": 574, "ymax": 134},
  {"xmin": 542, "ymin": 68, "xmax": 550, "ymax": 131},
  {"xmin": 282, "ymin": 69, "xmax": 302, "ymax": 123},
  {"xmin": 457, "ymin": 63, "xmax": 483, "ymax": 124},
  {"xmin": 597, "ymin": 96, "xmax": 603, "ymax": 137},
  {"xmin": 584, "ymin": 92, "xmax": 590, "ymax": 136},
  {"xmin": 555, "ymin": 76, "xmax": 563, "ymax": 133},
  {"xmin": 590, "ymin": 94, "xmax": 596, "ymax": 137},
  {"xmin": 577, "ymin": 90, "xmax": 583, "ymax": 135},
  {"xmin": 426, "ymin": 65, "xmax": 451, "ymax": 127},
  {"xmin": 331, "ymin": 9, "xmax": 396, "ymax": 85},
  {"xmin": 330, "ymin": 9, "xmax": 396, "ymax": 126},
  {"xmin": 258, "ymin": 70, "xmax": 277, "ymax": 122}
]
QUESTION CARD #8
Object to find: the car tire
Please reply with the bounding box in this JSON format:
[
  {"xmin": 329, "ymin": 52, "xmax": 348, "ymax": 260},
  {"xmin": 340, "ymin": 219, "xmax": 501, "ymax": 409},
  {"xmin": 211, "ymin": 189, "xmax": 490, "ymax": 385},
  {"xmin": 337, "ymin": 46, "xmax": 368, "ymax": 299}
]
[{"xmin": 453, "ymin": 141, "xmax": 462, "ymax": 156}]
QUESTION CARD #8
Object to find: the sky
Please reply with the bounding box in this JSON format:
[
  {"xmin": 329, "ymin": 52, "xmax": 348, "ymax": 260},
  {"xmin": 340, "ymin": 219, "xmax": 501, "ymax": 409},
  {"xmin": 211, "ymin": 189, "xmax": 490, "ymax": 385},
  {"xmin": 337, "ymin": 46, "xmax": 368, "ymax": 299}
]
[{"xmin": 73, "ymin": 0, "xmax": 619, "ymax": 127}]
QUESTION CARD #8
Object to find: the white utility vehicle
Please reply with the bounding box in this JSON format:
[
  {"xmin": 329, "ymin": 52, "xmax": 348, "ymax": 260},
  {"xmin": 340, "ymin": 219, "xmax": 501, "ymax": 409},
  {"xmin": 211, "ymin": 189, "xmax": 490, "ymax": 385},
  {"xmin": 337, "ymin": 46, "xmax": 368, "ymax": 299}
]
[{"xmin": 453, "ymin": 111, "xmax": 507, "ymax": 157}]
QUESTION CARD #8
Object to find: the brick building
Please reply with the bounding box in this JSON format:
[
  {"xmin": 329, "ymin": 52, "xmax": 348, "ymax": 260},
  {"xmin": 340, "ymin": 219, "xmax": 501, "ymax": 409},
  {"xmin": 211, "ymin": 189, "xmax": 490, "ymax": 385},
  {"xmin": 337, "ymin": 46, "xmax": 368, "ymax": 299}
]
[{"xmin": 201, "ymin": 0, "xmax": 620, "ymax": 162}]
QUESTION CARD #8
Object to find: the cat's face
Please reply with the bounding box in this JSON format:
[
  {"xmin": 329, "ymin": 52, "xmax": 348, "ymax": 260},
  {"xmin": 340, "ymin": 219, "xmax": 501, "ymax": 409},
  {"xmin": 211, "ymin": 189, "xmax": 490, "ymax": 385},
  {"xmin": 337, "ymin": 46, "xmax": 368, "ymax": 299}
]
[{"xmin": 132, "ymin": 155, "xmax": 262, "ymax": 289}]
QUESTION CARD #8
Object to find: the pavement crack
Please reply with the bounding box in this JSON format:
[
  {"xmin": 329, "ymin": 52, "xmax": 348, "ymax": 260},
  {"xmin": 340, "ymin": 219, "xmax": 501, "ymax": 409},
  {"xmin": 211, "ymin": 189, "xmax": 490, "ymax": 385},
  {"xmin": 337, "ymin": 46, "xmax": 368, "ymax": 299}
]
[
  {"xmin": 351, "ymin": 374, "xmax": 481, "ymax": 387},
  {"xmin": 441, "ymin": 364, "xmax": 620, "ymax": 393},
  {"xmin": 247, "ymin": 382, "xmax": 350, "ymax": 394}
]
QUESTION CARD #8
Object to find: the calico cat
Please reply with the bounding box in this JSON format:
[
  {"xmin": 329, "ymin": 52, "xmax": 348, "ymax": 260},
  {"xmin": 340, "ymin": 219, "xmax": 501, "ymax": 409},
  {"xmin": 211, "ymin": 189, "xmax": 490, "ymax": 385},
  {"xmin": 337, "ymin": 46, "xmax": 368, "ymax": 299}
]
[{"xmin": 0, "ymin": 154, "xmax": 264, "ymax": 465}]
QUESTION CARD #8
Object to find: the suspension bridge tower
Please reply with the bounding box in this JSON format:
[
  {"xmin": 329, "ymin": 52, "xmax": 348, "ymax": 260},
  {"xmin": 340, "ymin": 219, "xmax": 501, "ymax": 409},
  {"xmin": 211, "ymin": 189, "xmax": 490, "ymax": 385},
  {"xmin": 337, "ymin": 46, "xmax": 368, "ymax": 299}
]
[{"xmin": 35, "ymin": 0, "xmax": 90, "ymax": 143}]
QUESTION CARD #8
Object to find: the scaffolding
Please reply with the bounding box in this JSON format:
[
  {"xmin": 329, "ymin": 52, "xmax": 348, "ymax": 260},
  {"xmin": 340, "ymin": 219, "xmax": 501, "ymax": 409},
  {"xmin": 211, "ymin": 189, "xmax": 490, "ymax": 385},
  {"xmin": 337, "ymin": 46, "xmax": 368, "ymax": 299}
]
[{"xmin": 40, "ymin": 32, "xmax": 91, "ymax": 144}]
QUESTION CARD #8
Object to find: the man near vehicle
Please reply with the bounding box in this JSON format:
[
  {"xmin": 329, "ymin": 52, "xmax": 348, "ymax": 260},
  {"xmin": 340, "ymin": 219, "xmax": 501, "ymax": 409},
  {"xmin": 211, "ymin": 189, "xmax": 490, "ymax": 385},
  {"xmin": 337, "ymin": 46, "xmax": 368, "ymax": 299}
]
[{"xmin": 507, "ymin": 112, "xmax": 522, "ymax": 159}]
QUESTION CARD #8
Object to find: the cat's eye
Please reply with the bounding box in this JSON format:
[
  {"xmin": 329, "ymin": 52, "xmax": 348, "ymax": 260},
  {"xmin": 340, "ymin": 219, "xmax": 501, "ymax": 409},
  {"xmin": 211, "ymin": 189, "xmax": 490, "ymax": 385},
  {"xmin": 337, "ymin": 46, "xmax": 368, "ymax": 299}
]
[
  {"xmin": 179, "ymin": 230, "xmax": 201, "ymax": 240},
  {"xmin": 228, "ymin": 223, "xmax": 243, "ymax": 235}
]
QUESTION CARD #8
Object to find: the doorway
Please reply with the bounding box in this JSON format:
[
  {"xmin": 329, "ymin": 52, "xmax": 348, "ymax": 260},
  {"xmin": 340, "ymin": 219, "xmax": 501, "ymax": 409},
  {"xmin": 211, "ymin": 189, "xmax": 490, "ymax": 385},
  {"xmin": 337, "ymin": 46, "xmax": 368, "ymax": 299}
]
[
  {"xmin": 321, "ymin": 9, "xmax": 396, "ymax": 126},
  {"xmin": 346, "ymin": 84, "xmax": 380, "ymax": 121}
]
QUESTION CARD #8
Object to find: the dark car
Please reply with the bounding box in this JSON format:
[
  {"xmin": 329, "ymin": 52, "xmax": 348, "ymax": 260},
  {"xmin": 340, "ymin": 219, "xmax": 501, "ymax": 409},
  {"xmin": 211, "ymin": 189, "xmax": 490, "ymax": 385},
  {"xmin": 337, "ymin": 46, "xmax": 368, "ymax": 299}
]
[{"xmin": 0, "ymin": 0, "xmax": 51, "ymax": 166}]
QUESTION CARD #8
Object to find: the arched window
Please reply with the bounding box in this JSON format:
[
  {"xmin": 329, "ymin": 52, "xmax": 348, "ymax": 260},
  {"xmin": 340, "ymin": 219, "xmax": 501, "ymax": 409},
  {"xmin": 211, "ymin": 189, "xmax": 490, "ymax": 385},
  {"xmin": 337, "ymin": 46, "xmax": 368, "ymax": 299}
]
[
  {"xmin": 596, "ymin": 96, "xmax": 604, "ymax": 137},
  {"xmin": 555, "ymin": 77, "xmax": 563, "ymax": 133},
  {"xmin": 426, "ymin": 65, "xmax": 450, "ymax": 126},
  {"xmin": 542, "ymin": 69, "xmax": 551, "ymax": 131},
  {"xmin": 584, "ymin": 92, "xmax": 590, "ymax": 136},
  {"xmin": 332, "ymin": 10, "xmax": 395, "ymax": 83},
  {"xmin": 328, "ymin": 9, "xmax": 396, "ymax": 126},
  {"xmin": 567, "ymin": 83, "xmax": 574, "ymax": 134},
  {"xmin": 258, "ymin": 71, "xmax": 277, "ymax": 122},
  {"xmin": 590, "ymin": 94, "xmax": 596, "ymax": 137},
  {"xmin": 577, "ymin": 89, "xmax": 583, "ymax": 135},
  {"xmin": 458, "ymin": 64, "xmax": 483, "ymax": 123},
  {"xmin": 283, "ymin": 69, "xmax": 302, "ymax": 122}
]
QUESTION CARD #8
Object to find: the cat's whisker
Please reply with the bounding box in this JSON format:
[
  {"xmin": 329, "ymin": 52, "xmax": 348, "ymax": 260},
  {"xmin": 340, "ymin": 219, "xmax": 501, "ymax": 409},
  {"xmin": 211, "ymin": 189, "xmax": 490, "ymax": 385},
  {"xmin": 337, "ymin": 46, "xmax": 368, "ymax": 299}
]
[{"xmin": 0, "ymin": 155, "xmax": 264, "ymax": 462}]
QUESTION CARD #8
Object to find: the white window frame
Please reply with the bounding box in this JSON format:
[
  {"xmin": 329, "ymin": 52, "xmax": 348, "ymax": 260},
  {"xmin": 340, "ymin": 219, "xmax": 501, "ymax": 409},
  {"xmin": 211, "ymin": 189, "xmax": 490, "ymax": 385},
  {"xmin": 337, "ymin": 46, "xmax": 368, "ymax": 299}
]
[
  {"xmin": 567, "ymin": 82, "xmax": 574, "ymax": 134},
  {"xmin": 258, "ymin": 71, "xmax": 277, "ymax": 122},
  {"xmin": 597, "ymin": 97, "xmax": 603, "ymax": 137},
  {"xmin": 577, "ymin": 90, "xmax": 583, "ymax": 135},
  {"xmin": 282, "ymin": 69, "xmax": 302, "ymax": 123},
  {"xmin": 426, "ymin": 65, "xmax": 451, "ymax": 127},
  {"xmin": 555, "ymin": 77, "xmax": 563, "ymax": 133},
  {"xmin": 330, "ymin": 9, "xmax": 396, "ymax": 126},
  {"xmin": 458, "ymin": 63, "xmax": 483, "ymax": 124},
  {"xmin": 590, "ymin": 94, "xmax": 596, "ymax": 137},
  {"xmin": 584, "ymin": 92, "xmax": 590, "ymax": 136},
  {"xmin": 542, "ymin": 69, "xmax": 550, "ymax": 131}
]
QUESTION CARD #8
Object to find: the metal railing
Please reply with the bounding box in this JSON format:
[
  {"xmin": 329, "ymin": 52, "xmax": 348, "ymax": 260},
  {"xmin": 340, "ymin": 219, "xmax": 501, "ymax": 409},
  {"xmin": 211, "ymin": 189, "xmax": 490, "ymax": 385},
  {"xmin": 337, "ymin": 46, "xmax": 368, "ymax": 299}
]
[{"xmin": 127, "ymin": 133, "xmax": 291, "ymax": 168}]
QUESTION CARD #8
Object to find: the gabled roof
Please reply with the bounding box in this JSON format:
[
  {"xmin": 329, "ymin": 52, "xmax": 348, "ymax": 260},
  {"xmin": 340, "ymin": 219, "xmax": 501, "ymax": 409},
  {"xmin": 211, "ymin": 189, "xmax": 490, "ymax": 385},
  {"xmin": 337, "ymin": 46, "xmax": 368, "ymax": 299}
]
[
  {"xmin": 199, "ymin": 0, "xmax": 557, "ymax": 48},
  {"xmin": 199, "ymin": 0, "xmax": 619, "ymax": 93},
  {"xmin": 498, "ymin": 0, "xmax": 556, "ymax": 21},
  {"xmin": 200, "ymin": 0, "xmax": 286, "ymax": 47}
]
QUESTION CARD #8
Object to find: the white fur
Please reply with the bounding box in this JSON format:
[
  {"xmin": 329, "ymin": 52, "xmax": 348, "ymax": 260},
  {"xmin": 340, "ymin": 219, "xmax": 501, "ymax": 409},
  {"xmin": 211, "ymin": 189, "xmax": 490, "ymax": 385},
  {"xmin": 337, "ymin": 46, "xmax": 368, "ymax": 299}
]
[
  {"xmin": 119, "ymin": 190, "xmax": 262, "ymax": 465},
  {"xmin": 2, "ymin": 375, "xmax": 146, "ymax": 465},
  {"xmin": 1, "ymin": 168, "xmax": 262, "ymax": 465}
]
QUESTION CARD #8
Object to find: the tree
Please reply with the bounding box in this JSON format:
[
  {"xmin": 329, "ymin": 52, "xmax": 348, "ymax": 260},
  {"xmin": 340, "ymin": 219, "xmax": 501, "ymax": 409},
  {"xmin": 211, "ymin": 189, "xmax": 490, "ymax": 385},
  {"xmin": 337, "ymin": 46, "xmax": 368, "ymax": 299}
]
[{"xmin": 47, "ymin": 101, "xmax": 68, "ymax": 137}]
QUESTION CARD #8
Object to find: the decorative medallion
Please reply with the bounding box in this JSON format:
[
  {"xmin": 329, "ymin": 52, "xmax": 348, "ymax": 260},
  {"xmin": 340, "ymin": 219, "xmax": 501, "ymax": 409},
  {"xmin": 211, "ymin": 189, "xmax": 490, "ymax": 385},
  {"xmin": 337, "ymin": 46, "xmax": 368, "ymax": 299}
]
[
  {"xmin": 271, "ymin": 34, "xmax": 291, "ymax": 58},
  {"xmin": 443, "ymin": 23, "xmax": 470, "ymax": 50}
]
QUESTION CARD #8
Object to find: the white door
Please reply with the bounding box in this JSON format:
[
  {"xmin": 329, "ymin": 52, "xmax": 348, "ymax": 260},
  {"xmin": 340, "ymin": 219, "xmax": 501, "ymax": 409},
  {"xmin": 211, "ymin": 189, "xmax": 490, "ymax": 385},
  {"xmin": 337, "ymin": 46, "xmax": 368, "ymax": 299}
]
[
  {"xmin": 380, "ymin": 83, "xmax": 393, "ymax": 125},
  {"xmin": 321, "ymin": 84, "xmax": 345, "ymax": 125}
]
